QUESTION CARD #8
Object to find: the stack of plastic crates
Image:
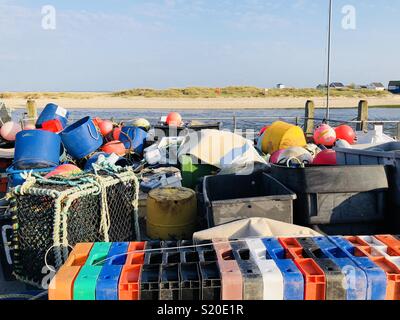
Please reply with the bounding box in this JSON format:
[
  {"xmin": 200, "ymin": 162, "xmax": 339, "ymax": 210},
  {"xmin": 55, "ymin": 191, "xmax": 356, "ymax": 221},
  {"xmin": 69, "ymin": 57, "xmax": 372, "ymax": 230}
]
[{"xmin": 49, "ymin": 235, "xmax": 400, "ymax": 300}]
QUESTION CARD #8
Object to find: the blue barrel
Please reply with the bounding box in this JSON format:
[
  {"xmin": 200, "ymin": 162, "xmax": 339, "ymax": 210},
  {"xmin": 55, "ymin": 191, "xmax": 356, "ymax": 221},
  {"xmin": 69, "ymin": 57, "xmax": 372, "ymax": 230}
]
[
  {"xmin": 119, "ymin": 126, "xmax": 147, "ymax": 154},
  {"xmin": 36, "ymin": 103, "xmax": 69, "ymax": 129},
  {"xmin": 7, "ymin": 166, "xmax": 56, "ymax": 187},
  {"xmin": 14, "ymin": 130, "xmax": 61, "ymax": 170},
  {"xmin": 84, "ymin": 152, "xmax": 129, "ymax": 171},
  {"xmin": 60, "ymin": 117, "xmax": 103, "ymax": 159}
]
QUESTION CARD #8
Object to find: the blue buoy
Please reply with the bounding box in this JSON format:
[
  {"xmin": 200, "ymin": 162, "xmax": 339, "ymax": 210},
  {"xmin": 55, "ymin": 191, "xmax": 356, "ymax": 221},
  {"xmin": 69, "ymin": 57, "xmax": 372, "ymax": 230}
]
[
  {"xmin": 14, "ymin": 130, "xmax": 61, "ymax": 170},
  {"xmin": 60, "ymin": 117, "xmax": 103, "ymax": 159},
  {"xmin": 36, "ymin": 103, "xmax": 69, "ymax": 129},
  {"xmin": 119, "ymin": 126, "xmax": 147, "ymax": 154}
]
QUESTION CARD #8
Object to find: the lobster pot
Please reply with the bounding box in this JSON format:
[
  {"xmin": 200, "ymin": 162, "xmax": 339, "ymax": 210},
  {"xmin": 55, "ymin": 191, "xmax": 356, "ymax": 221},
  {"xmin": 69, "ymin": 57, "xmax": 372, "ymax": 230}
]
[{"xmin": 9, "ymin": 168, "xmax": 140, "ymax": 287}]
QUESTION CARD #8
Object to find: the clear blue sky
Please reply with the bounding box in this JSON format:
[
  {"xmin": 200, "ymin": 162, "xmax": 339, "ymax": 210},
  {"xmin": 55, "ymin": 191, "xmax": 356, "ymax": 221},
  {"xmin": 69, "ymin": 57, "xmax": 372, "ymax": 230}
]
[{"xmin": 0, "ymin": 0, "xmax": 398, "ymax": 91}]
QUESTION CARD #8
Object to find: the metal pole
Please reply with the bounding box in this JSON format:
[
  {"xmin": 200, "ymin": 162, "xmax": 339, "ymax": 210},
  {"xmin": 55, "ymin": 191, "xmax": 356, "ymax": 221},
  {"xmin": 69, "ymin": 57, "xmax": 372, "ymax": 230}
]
[{"xmin": 326, "ymin": 0, "xmax": 333, "ymax": 121}]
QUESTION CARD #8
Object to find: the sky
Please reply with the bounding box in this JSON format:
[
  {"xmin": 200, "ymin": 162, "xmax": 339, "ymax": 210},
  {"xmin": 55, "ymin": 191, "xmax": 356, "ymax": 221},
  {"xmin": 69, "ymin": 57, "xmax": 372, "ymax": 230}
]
[{"xmin": 0, "ymin": 0, "xmax": 399, "ymax": 91}]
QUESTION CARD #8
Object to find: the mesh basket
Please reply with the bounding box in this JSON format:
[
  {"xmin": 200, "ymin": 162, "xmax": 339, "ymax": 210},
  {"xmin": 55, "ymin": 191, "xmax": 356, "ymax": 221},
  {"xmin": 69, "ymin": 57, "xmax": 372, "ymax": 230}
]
[{"xmin": 8, "ymin": 168, "xmax": 139, "ymax": 287}]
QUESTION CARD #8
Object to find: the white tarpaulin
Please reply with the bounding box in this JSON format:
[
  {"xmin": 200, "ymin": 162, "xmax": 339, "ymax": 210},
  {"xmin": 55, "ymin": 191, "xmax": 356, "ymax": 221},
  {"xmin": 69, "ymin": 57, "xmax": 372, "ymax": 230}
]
[
  {"xmin": 193, "ymin": 218, "xmax": 321, "ymax": 241},
  {"xmin": 178, "ymin": 129, "xmax": 267, "ymax": 173}
]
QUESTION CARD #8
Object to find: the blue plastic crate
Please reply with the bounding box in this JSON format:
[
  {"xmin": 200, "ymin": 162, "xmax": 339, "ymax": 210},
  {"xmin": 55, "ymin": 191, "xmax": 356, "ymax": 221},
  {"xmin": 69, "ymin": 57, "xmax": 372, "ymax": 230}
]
[
  {"xmin": 328, "ymin": 236, "xmax": 387, "ymax": 300},
  {"xmin": 96, "ymin": 242, "xmax": 129, "ymax": 300},
  {"xmin": 313, "ymin": 237, "xmax": 368, "ymax": 300},
  {"xmin": 262, "ymin": 237, "xmax": 304, "ymax": 300}
]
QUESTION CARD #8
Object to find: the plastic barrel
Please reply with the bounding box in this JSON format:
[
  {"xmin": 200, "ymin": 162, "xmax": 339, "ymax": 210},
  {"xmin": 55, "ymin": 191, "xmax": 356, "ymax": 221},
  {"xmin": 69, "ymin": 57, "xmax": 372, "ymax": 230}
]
[
  {"xmin": 7, "ymin": 166, "xmax": 56, "ymax": 187},
  {"xmin": 13, "ymin": 130, "xmax": 61, "ymax": 170},
  {"xmin": 36, "ymin": 103, "xmax": 69, "ymax": 129},
  {"xmin": 147, "ymin": 187, "xmax": 197, "ymax": 240},
  {"xmin": 119, "ymin": 126, "xmax": 147, "ymax": 154},
  {"xmin": 261, "ymin": 121, "xmax": 306, "ymax": 154},
  {"xmin": 60, "ymin": 117, "xmax": 103, "ymax": 159}
]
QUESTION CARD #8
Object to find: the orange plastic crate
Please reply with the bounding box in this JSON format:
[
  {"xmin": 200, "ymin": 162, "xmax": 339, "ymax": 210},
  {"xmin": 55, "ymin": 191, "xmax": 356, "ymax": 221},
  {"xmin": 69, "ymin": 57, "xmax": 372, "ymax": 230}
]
[
  {"xmin": 213, "ymin": 239, "xmax": 243, "ymax": 300},
  {"xmin": 375, "ymin": 235, "xmax": 400, "ymax": 256},
  {"xmin": 279, "ymin": 238, "xmax": 325, "ymax": 300},
  {"xmin": 346, "ymin": 236, "xmax": 400, "ymax": 300},
  {"xmin": 48, "ymin": 243, "xmax": 94, "ymax": 300},
  {"xmin": 118, "ymin": 242, "xmax": 146, "ymax": 300}
]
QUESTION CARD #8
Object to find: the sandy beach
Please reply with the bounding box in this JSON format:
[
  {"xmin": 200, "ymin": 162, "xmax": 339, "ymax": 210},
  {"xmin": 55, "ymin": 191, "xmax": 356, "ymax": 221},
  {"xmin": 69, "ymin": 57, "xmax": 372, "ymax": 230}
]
[{"xmin": 3, "ymin": 95, "xmax": 400, "ymax": 110}]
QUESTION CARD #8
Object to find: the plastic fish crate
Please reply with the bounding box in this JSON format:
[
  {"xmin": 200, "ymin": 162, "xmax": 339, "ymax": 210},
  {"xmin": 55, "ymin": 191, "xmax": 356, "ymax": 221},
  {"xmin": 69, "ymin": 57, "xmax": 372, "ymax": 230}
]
[
  {"xmin": 140, "ymin": 264, "xmax": 161, "ymax": 300},
  {"xmin": 199, "ymin": 261, "xmax": 221, "ymax": 300},
  {"xmin": 262, "ymin": 238, "xmax": 304, "ymax": 300},
  {"xmin": 213, "ymin": 239, "xmax": 243, "ymax": 300},
  {"xmin": 271, "ymin": 164, "xmax": 389, "ymax": 235},
  {"xmin": 336, "ymin": 142, "xmax": 400, "ymax": 206},
  {"xmin": 203, "ymin": 172, "xmax": 296, "ymax": 227},
  {"xmin": 159, "ymin": 264, "xmax": 180, "ymax": 300},
  {"xmin": 230, "ymin": 241, "xmax": 263, "ymax": 300},
  {"xmin": 297, "ymin": 237, "xmax": 347, "ymax": 300},
  {"xmin": 179, "ymin": 262, "xmax": 201, "ymax": 300}
]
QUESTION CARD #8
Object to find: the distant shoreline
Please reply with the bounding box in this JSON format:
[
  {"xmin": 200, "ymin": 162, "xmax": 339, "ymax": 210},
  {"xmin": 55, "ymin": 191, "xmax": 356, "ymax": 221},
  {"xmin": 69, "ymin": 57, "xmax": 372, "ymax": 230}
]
[{"xmin": 2, "ymin": 95, "xmax": 400, "ymax": 110}]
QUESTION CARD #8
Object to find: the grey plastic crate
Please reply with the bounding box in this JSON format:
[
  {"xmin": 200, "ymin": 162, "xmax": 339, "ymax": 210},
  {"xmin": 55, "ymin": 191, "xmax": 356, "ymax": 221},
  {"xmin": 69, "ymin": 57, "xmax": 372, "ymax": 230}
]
[
  {"xmin": 336, "ymin": 142, "xmax": 400, "ymax": 206},
  {"xmin": 202, "ymin": 172, "xmax": 296, "ymax": 227}
]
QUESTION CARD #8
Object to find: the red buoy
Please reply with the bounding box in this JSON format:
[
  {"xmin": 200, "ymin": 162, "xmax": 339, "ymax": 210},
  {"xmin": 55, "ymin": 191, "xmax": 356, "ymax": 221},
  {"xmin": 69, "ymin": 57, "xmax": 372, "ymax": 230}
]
[
  {"xmin": 101, "ymin": 140, "xmax": 126, "ymax": 156},
  {"xmin": 335, "ymin": 125, "xmax": 356, "ymax": 145},
  {"xmin": 313, "ymin": 149, "xmax": 337, "ymax": 166},
  {"xmin": 166, "ymin": 112, "xmax": 182, "ymax": 127}
]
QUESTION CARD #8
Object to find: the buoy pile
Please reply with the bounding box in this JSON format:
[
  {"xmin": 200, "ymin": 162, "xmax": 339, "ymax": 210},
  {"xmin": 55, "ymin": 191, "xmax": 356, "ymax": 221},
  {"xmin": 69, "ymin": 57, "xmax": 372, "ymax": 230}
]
[
  {"xmin": 3, "ymin": 103, "xmax": 156, "ymax": 188},
  {"xmin": 259, "ymin": 121, "xmax": 356, "ymax": 167}
]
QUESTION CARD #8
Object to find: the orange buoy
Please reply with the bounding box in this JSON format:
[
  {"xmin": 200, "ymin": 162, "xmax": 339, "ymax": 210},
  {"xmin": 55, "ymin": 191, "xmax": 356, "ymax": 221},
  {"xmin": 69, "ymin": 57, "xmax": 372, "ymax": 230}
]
[
  {"xmin": 112, "ymin": 127, "xmax": 122, "ymax": 140},
  {"xmin": 101, "ymin": 140, "xmax": 126, "ymax": 156},
  {"xmin": 98, "ymin": 120, "xmax": 114, "ymax": 136},
  {"xmin": 166, "ymin": 112, "xmax": 182, "ymax": 127},
  {"xmin": 45, "ymin": 164, "xmax": 82, "ymax": 179},
  {"xmin": 335, "ymin": 125, "xmax": 356, "ymax": 145}
]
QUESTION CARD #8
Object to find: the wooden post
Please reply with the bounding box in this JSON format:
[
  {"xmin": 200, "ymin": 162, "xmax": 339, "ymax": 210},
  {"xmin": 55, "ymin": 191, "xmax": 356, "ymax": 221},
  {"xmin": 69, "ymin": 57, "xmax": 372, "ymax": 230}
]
[
  {"xmin": 304, "ymin": 100, "xmax": 315, "ymax": 135},
  {"xmin": 397, "ymin": 122, "xmax": 400, "ymax": 140},
  {"xmin": 26, "ymin": 99, "xmax": 37, "ymax": 125},
  {"xmin": 357, "ymin": 100, "xmax": 369, "ymax": 132}
]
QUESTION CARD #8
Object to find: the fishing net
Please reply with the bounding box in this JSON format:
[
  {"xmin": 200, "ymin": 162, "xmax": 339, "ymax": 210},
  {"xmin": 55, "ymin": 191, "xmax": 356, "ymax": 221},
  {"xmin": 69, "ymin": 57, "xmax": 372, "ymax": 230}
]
[{"xmin": 7, "ymin": 167, "xmax": 140, "ymax": 287}]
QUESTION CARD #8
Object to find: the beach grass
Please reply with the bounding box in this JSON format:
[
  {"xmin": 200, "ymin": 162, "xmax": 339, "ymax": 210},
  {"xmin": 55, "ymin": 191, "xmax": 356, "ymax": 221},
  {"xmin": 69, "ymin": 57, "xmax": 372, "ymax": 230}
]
[
  {"xmin": 113, "ymin": 87, "xmax": 391, "ymax": 98},
  {"xmin": 0, "ymin": 87, "xmax": 392, "ymax": 100}
]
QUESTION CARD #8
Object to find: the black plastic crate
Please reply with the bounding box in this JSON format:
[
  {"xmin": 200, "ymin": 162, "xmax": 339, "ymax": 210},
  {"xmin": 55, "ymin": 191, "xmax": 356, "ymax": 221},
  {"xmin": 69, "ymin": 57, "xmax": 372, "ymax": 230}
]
[
  {"xmin": 230, "ymin": 242, "xmax": 263, "ymax": 300},
  {"xmin": 178, "ymin": 240, "xmax": 195, "ymax": 252},
  {"xmin": 195, "ymin": 240, "xmax": 214, "ymax": 252},
  {"xmin": 271, "ymin": 165, "xmax": 390, "ymax": 235},
  {"xmin": 144, "ymin": 252, "xmax": 163, "ymax": 265},
  {"xmin": 180, "ymin": 263, "xmax": 201, "ymax": 300},
  {"xmin": 140, "ymin": 264, "xmax": 161, "ymax": 300},
  {"xmin": 160, "ymin": 264, "xmax": 180, "ymax": 300},
  {"xmin": 181, "ymin": 251, "xmax": 200, "ymax": 263},
  {"xmin": 199, "ymin": 262, "xmax": 221, "ymax": 300},
  {"xmin": 163, "ymin": 252, "xmax": 181, "ymax": 264},
  {"xmin": 199, "ymin": 250, "xmax": 217, "ymax": 262},
  {"xmin": 297, "ymin": 237, "xmax": 346, "ymax": 300},
  {"xmin": 203, "ymin": 172, "xmax": 296, "ymax": 227}
]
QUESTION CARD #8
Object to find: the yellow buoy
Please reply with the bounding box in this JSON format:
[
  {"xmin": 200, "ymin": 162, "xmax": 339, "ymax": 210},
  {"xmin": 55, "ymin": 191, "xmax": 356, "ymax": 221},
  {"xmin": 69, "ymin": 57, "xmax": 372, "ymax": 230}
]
[
  {"xmin": 147, "ymin": 187, "xmax": 197, "ymax": 240},
  {"xmin": 261, "ymin": 121, "xmax": 307, "ymax": 154}
]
